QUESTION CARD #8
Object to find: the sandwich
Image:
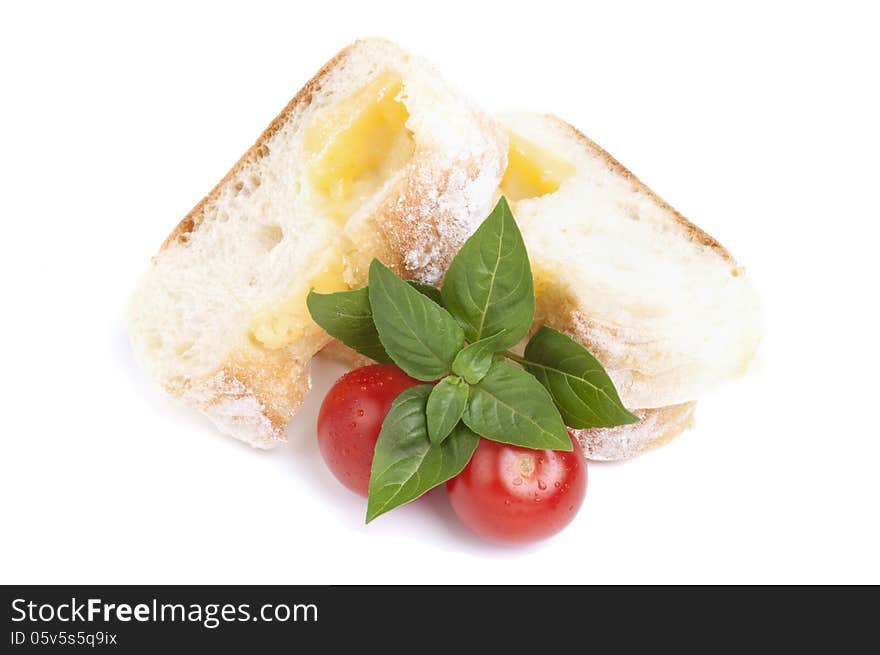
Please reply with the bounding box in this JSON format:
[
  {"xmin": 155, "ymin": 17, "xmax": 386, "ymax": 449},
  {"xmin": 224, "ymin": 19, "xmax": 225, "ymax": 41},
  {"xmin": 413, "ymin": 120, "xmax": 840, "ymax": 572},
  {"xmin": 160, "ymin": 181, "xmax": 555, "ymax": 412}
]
[{"xmin": 126, "ymin": 39, "xmax": 506, "ymax": 448}]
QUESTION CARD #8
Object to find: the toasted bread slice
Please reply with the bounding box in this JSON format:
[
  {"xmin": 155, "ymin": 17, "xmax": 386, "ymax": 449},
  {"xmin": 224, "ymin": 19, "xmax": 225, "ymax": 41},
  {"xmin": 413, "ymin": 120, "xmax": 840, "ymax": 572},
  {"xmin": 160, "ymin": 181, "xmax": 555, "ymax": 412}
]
[
  {"xmin": 498, "ymin": 112, "xmax": 762, "ymax": 411},
  {"xmin": 493, "ymin": 112, "xmax": 760, "ymax": 459},
  {"xmin": 126, "ymin": 39, "xmax": 506, "ymax": 447}
]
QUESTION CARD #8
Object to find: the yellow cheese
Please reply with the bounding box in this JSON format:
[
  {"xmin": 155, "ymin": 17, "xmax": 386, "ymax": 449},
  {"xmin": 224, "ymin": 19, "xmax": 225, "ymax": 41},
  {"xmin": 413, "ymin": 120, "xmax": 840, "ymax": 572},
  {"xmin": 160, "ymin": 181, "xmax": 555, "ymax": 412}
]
[
  {"xmin": 251, "ymin": 73, "xmax": 415, "ymax": 350},
  {"xmin": 305, "ymin": 72, "xmax": 414, "ymax": 222},
  {"xmin": 249, "ymin": 255, "xmax": 348, "ymax": 349},
  {"xmin": 501, "ymin": 133, "xmax": 575, "ymax": 201}
]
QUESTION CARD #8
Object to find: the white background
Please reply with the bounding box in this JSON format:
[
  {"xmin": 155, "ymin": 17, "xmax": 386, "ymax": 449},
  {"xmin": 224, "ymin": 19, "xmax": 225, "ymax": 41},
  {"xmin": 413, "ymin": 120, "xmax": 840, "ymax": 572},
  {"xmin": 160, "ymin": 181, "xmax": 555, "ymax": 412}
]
[{"xmin": 2, "ymin": 1, "xmax": 878, "ymax": 584}]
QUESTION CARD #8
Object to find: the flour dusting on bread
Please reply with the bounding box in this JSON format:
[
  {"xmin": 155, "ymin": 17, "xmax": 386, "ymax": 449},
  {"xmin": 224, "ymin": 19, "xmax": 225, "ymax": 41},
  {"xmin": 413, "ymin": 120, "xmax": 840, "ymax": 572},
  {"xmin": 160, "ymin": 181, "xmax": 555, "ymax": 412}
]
[{"xmin": 573, "ymin": 403, "xmax": 696, "ymax": 461}]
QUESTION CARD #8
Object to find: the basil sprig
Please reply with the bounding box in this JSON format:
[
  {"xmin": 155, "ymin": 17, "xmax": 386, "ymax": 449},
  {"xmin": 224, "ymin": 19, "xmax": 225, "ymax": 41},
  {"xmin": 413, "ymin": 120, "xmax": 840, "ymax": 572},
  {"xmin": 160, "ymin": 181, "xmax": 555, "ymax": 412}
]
[{"xmin": 308, "ymin": 197, "xmax": 638, "ymax": 521}]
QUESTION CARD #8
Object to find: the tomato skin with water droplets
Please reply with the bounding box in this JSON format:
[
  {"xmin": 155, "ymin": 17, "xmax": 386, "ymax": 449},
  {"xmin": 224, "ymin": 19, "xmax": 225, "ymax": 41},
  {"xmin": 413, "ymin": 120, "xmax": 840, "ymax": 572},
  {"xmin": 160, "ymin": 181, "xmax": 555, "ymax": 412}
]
[
  {"xmin": 317, "ymin": 365, "xmax": 421, "ymax": 496},
  {"xmin": 446, "ymin": 434, "xmax": 587, "ymax": 544}
]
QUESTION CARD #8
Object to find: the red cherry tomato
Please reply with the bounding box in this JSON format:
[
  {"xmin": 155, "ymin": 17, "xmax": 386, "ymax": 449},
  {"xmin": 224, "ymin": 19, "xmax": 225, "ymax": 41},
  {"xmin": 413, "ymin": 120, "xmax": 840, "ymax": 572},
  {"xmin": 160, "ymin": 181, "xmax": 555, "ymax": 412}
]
[
  {"xmin": 317, "ymin": 364, "xmax": 421, "ymax": 496},
  {"xmin": 446, "ymin": 435, "xmax": 587, "ymax": 544}
]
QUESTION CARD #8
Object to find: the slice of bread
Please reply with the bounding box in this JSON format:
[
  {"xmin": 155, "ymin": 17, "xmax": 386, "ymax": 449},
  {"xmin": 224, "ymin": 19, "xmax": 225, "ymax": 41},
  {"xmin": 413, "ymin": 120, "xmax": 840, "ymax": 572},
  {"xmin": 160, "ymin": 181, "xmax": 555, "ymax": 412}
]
[
  {"xmin": 492, "ymin": 112, "xmax": 760, "ymax": 459},
  {"xmin": 498, "ymin": 112, "xmax": 762, "ymax": 412},
  {"xmin": 126, "ymin": 39, "xmax": 506, "ymax": 448}
]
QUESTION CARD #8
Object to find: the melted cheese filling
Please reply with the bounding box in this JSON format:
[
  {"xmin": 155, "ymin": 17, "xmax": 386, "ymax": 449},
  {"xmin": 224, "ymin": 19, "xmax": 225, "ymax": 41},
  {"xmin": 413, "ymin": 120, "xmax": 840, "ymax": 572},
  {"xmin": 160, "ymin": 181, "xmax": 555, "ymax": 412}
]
[
  {"xmin": 305, "ymin": 72, "xmax": 414, "ymax": 223},
  {"xmin": 250, "ymin": 255, "xmax": 348, "ymax": 349},
  {"xmin": 250, "ymin": 72, "xmax": 415, "ymax": 350},
  {"xmin": 501, "ymin": 133, "xmax": 575, "ymax": 201}
]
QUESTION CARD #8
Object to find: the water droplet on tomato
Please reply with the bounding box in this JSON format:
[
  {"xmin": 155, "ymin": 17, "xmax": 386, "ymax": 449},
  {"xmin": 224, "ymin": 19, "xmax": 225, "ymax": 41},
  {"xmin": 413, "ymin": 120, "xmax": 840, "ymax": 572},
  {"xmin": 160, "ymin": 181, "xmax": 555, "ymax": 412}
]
[
  {"xmin": 537, "ymin": 479, "xmax": 547, "ymax": 490},
  {"xmin": 357, "ymin": 409, "xmax": 365, "ymax": 417},
  {"xmin": 512, "ymin": 477, "xmax": 523, "ymax": 486},
  {"xmin": 554, "ymin": 481, "xmax": 561, "ymax": 488}
]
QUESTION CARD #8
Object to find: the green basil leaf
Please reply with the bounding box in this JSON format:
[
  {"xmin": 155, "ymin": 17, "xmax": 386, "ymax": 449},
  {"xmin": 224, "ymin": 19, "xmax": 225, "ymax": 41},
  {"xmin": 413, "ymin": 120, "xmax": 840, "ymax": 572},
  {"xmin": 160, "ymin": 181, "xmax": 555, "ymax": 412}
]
[
  {"xmin": 306, "ymin": 288, "xmax": 391, "ymax": 363},
  {"xmin": 441, "ymin": 197, "xmax": 534, "ymax": 349},
  {"xmin": 407, "ymin": 281, "xmax": 444, "ymax": 306},
  {"xmin": 368, "ymin": 260, "xmax": 465, "ymax": 381},
  {"xmin": 426, "ymin": 376, "xmax": 469, "ymax": 444},
  {"xmin": 451, "ymin": 331, "xmax": 505, "ymax": 384},
  {"xmin": 367, "ymin": 386, "xmax": 479, "ymax": 522},
  {"xmin": 462, "ymin": 360, "xmax": 571, "ymax": 451},
  {"xmin": 523, "ymin": 326, "xmax": 640, "ymax": 428}
]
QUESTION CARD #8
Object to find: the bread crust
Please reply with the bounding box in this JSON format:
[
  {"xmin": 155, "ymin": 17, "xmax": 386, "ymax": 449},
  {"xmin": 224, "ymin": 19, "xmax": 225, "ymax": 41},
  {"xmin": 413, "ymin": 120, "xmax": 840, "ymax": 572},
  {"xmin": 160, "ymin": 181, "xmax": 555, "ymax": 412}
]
[
  {"xmin": 572, "ymin": 402, "xmax": 696, "ymax": 461},
  {"xmin": 160, "ymin": 47, "xmax": 351, "ymax": 253},
  {"xmin": 545, "ymin": 115, "xmax": 740, "ymax": 273},
  {"xmin": 320, "ymin": 339, "xmax": 375, "ymax": 369}
]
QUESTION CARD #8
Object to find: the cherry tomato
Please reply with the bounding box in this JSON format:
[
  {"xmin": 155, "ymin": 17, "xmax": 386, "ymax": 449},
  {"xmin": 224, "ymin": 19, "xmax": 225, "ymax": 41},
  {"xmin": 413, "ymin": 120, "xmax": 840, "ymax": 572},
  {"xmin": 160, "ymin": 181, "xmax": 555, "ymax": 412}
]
[
  {"xmin": 317, "ymin": 364, "xmax": 421, "ymax": 496},
  {"xmin": 446, "ymin": 434, "xmax": 587, "ymax": 544}
]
